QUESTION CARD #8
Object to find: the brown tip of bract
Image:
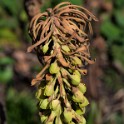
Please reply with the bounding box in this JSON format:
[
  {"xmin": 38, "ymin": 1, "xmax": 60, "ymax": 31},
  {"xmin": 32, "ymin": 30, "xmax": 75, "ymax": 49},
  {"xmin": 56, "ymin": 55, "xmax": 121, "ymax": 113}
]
[
  {"xmin": 31, "ymin": 79, "xmax": 37, "ymax": 86},
  {"xmin": 94, "ymin": 17, "xmax": 99, "ymax": 21},
  {"xmin": 27, "ymin": 46, "xmax": 33, "ymax": 53}
]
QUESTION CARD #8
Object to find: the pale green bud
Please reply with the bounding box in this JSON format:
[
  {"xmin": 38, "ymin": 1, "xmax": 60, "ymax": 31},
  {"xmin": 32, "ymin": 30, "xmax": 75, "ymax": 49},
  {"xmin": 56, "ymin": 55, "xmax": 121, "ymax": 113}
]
[
  {"xmin": 42, "ymin": 40, "xmax": 51, "ymax": 54},
  {"xmin": 39, "ymin": 98, "xmax": 49, "ymax": 109},
  {"xmin": 70, "ymin": 74, "xmax": 81, "ymax": 86},
  {"xmin": 42, "ymin": 43, "xmax": 49, "ymax": 54},
  {"xmin": 73, "ymin": 70, "xmax": 81, "ymax": 77},
  {"xmin": 51, "ymin": 99, "xmax": 60, "ymax": 111},
  {"xmin": 78, "ymin": 83, "xmax": 87, "ymax": 94},
  {"xmin": 55, "ymin": 116, "xmax": 62, "ymax": 124},
  {"xmin": 44, "ymin": 83, "xmax": 54, "ymax": 96},
  {"xmin": 72, "ymin": 88, "xmax": 85, "ymax": 102},
  {"xmin": 61, "ymin": 45, "xmax": 70, "ymax": 53},
  {"xmin": 40, "ymin": 115, "xmax": 48, "ymax": 123},
  {"xmin": 72, "ymin": 56, "xmax": 82, "ymax": 66},
  {"xmin": 63, "ymin": 108, "xmax": 74, "ymax": 123},
  {"xmin": 49, "ymin": 61, "xmax": 60, "ymax": 74},
  {"xmin": 76, "ymin": 107, "xmax": 85, "ymax": 115},
  {"xmin": 79, "ymin": 96, "xmax": 89, "ymax": 108}
]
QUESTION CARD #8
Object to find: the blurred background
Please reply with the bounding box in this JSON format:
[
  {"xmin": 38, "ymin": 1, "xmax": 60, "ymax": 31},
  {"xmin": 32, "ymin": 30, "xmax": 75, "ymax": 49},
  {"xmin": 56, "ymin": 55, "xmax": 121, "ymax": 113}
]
[{"xmin": 0, "ymin": 0, "xmax": 124, "ymax": 124}]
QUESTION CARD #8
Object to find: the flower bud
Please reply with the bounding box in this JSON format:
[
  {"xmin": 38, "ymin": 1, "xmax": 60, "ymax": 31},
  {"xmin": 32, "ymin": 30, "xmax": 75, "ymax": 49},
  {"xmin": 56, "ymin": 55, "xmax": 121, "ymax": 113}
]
[
  {"xmin": 49, "ymin": 61, "xmax": 60, "ymax": 74},
  {"xmin": 40, "ymin": 115, "xmax": 48, "ymax": 123},
  {"xmin": 42, "ymin": 43, "xmax": 49, "ymax": 54},
  {"xmin": 51, "ymin": 99, "xmax": 60, "ymax": 111},
  {"xmin": 39, "ymin": 98, "xmax": 49, "ymax": 109},
  {"xmin": 61, "ymin": 45, "xmax": 70, "ymax": 53},
  {"xmin": 73, "ymin": 70, "xmax": 81, "ymax": 77},
  {"xmin": 78, "ymin": 83, "xmax": 87, "ymax": 94},
  {"xmin": 35, "ymin": 88, "xmax": 42, "ymax": 100},
  {"xmin": 72, "ymin": 56, "xmax": 82, "ymax": 66},
  {"xmin": 72, "ymin": 95, "xmax": 82, "ymax": 103},
  {"xmin": 44, "ymin": 78, "xmax": 56, "ymax": 96},
  {"xmin": 70, "ymin": 74, "xmax": 81, "ymax": 86},
  {"xmin": 76, "ymin": 107, "xmax": 85, "ymax": 115},
  {"xmin": 72, "ymin": 87, "xmax": 85, "ymax": 102},
  {"xmin": 63, "ymin": 108, "xmax": 74, "ymax": 123},
  {"xmin": 79, "ymin": 116, "xmax": 86, "ymax": 124},
  {"xmin": 42, "ymin": 40, "xmax": 51, "ymax": 54},
  {"xmin": 79, "ymin": 96, "xmax": 89, "ymax": 108},
  {"xmin": 55, "ymin": 116, "xmax": 62, "ymax": 124},
  {"xmin": 44, "ymin": 83, "xmax": 54, "ymax": 96}
]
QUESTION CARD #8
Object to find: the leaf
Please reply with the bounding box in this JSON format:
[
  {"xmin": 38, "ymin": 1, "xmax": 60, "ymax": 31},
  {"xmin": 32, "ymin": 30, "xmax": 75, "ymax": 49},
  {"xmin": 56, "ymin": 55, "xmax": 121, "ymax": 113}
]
[
  {"xmin": 101, "ymin": 20, "xmax": 121, "ymax": 41},
  {"xmin": 0, "ymin": 66, "xmax": 13, "ymax": 83},
  {"xmin": 113, "ymin": 0, "xmax": 124, "ymax": 8},
  {"xmin": 0, "ymin": 0, "xmax": 22, "ymax": 16},
  {"xmin": 6, "ymin": 88, "xmax": 40, "ymax": 124},
  {"xmin": 114, "ymin": 9, "xmax": 124, "ymax": 28},
  {"xmin": 0, "ymin": 18, "xmax": 18, "ymax": 29},
  {"xmin": 112, "ymin": 45, "xmax": 124, "ymax": 66},
  {"xmin": 0, "ymin": 28, "xmax": 21, "ymax": 48},
  {"xmin": 0, "ymin": 57, "xmax": 14, "ymax": 65},
  {"xmin": 0, "ymin": 28, "xmax": 18, "ymax": 40},
  {"xmin": 62, "ymin": 0, "xmax": 83, "ymax": 5}
]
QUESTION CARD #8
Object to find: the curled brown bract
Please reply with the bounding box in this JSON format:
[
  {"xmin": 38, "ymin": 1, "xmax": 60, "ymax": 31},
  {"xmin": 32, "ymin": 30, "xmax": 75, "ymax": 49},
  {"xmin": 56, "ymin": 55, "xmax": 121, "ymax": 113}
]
[{"xmin": 28, "ymin": 2, "xmax": 98, "ymax": 85}]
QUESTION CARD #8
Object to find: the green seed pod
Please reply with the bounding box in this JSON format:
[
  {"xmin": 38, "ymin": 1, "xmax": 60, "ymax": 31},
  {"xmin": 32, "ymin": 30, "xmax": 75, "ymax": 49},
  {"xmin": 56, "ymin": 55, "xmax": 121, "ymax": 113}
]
[
  {"xmin": 61, "ymin": 45, "xmax": 70, "ymax": 53},
  {"xmin": 54, "ymin": 103, "xmax": 62, "ymax": 115},
  {"xmin": 50, "ymin": 99, "xmax": 60, "ymax": 111},
  {"xmin": 44, "ymin": 83, "xmax": 54, "ymax": 96},
  {"xmin": 42, "ymin": 40, "xmax": 51, "ymax": 54},
  {"xmin": 42, "ymin": 43, "xmax": 49, "ymax": 54},
  {"xmin": 39, "ymin": 98, "xmax": 49, "ymax": 109},
  {"xmin": 35, "ymin": 88, "xmax": 42, "ymax": 100},
  {"xmin": 55, "ymin": 116, "xmax": 62, "ymax": 124},
  {"xmin": 40, "ymin": 115, "xmax": 48, "ymax": 123},
  {"xmin": 49, "ymin": 61, "xmax": 60, "ymax": 74},
  {"xmin": 76, "ymin": 107, "xmax": 85, "ymax": 115},
  {"xmin": 79, "ymin": 116, "xmax": 86, "ymax": 124},
  {"xmin": 72, "ymin": 95, "xmax": 82, "ymax": 103},
  {"xmin": 73, "ymin": 70, "xmax": 81, "ymax": 77},
  {"xmin": 72, "ymin": 88, "xmax": 85, "ymax": 102},
  {"xmin": 63, "ymin": 108, "xmax": 74, "ymax": 123},
  {"xmin": 78, "ymin": 83, "xmax": 87, "ymax": 94},
  {"xmin": 35, "ymin": 83, "xmax": 46, "ymax": 100},
  {"xmin": 44, "ymin": 78, "xmax": 56, "ymax": 96},
  {"xmin": 70, "ymin": 74, "xmax": 81, "ymax": 86},
  {"xmin": 79, "ymin": 96, "xmax": 89, "ymax": 108},
  {"xmin": 71, "ymin": 56, "xmax": 82, "ymax": 66}
]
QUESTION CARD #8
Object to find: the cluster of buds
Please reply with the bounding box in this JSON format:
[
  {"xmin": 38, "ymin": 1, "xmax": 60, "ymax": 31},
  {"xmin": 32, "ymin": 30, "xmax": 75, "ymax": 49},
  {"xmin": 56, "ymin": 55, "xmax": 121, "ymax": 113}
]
[{"xmin": 28, "ymin": 2, "xmax": 97, "ymax": 124}]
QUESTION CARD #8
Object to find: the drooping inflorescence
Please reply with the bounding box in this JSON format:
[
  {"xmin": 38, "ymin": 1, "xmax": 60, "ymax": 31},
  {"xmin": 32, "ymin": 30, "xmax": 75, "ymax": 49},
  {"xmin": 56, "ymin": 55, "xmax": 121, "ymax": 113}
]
[{"xmin": 28, "ymin": 2, "xmax": 97, "ymax": 124}]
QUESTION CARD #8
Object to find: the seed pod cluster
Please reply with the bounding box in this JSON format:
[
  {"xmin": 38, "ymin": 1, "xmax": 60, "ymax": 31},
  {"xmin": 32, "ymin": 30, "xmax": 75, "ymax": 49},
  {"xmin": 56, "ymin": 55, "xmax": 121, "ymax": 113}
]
[{"xmin": 28, "ymin": 2, "xmax": 97, "ymax": 124}]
